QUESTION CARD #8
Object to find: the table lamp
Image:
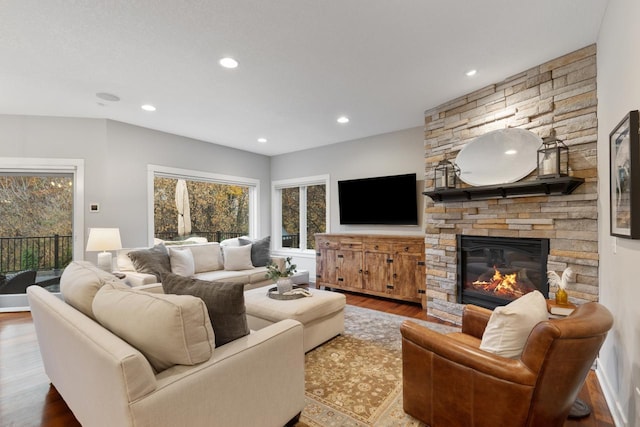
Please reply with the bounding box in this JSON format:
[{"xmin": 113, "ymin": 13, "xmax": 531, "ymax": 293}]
[{"xmin": 86, "ymin": 228, "xmax": 122, "ymax": 272}]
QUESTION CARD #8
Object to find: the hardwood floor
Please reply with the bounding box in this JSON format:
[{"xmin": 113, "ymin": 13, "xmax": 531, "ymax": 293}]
[{"xmin": 0, "ymin": 293, "xmax": 614, "ymax": 427}]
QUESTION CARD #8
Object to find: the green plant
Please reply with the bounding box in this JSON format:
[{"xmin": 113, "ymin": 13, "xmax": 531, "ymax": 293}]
[
  {"xmin": 265, "ymin": 257, "xmax": 297, "ymax": 282},
  {"xmin": 21, "ymin": 247, "xmax": 40, "ymax": 270}
]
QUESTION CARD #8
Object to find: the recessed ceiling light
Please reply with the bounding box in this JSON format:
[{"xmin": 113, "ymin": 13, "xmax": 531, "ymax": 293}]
[
  {"xmin": 505, "ymin": 149, "xmax": 517, "ymax": 155},
  {"xmin": 219, "ymin": 57, "xmax": 239, "ymax": 69},
  {"xmin": 466, "ymin": 69, "xmax": 477, "ymax": 77},
  {"xmin": 96, "ymin": 92, "xmax": 120, "ymax": 102},
  {"xmin": 141, "ymin": 104, "xmax": 156, "ymax": 112},
  {"xmin": 337, "ymin": 116, "xmax": 350, "ymax": 124},
  {"xmin": 257, "ymin": 138, "xmax": 267, "ymax": 143}
]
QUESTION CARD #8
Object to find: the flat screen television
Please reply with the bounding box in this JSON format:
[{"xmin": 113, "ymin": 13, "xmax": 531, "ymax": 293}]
[{"xmin": 338, "ymin": 173, "xmax": 418, "ymax": 225}]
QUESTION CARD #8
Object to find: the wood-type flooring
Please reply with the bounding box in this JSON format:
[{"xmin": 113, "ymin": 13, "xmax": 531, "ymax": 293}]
[{"xmin": 0, "ymin": 291, "xmax": 614, "ymax": 426}]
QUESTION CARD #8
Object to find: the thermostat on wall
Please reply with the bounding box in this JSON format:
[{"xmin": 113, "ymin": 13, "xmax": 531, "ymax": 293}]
[{"xmin": 89, "ymin": 203, "xmax": 100, "ymax": 213}]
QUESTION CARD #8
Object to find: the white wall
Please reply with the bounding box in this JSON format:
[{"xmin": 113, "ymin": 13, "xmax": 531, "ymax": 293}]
[
  {"xmin": 271, "ymin": 125, "xmax": 425, "ymax": 234},
  {"xmin": 597, "ymin": 0, "xmax": 640, "ymax": 425},
  {"xmin": 0, "ymin": 115, "xmax": 272, "ymax": 257},
  {"xmin": 270, "ymin": 126, "xmax": 426, "ymax": 275}
]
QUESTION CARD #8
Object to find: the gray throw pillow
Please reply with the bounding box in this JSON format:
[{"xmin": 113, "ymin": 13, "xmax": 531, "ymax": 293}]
[
  {"xmin": 161, "ymin": 272, "xmax": 250, "ymax": 347},
  {"xmin": 127, "ymin": 244, "xmax": 171, "ymax": 281},
  {"xmin": 238, "ymin": 236, "xmax": 271, "ymax": 267}
]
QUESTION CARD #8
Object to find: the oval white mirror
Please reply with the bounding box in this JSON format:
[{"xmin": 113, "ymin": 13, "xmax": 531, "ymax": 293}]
[{"xmin": 455, "ymin": 128, "xmax": 542, "ymax": 186}]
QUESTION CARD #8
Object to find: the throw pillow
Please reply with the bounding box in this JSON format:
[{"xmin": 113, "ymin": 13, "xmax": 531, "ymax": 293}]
[
  {"xmin": 127, "ymin": 244, "xmax": 170, "ymax": 281},
  {"xmin": 238, "ymin": 236, "xmax": 271, "ymax": 267},
  {"xmin": 479, "ymin": 290, "xmax": 549, "ymax": 359},
  {"xmin": 92, "ymin": 283, "xmax": 214, "ymax": 373},
  {"xmin": 60, "ymin": 261, "xmax": 128, "ymax": 320},
  {"xmin": 162, "ymin": 272, "xmax": 249, "ymax": 347},
  {"xmin": 169, "ymin": 247, "xmax": 195, "ymax": 277},
  {"xmin": 222, "ymin": 244, "xmax": 254, "ymax": 271},
  {"xmin": 185, "ymin": 243, "xmax": 223, "ymax": 272},
  {"xmin": 220, "ymin": 236, "xmax": 247, "ymax": 247}
]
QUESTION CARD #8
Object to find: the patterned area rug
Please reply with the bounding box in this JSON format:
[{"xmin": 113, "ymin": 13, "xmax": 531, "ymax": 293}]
[{"xmin": 296, "ymin": 305, "xmax": 459, "ymax": 427}]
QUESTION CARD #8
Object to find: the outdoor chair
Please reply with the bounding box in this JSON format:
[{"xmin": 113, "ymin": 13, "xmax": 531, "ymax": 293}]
[{"xmin": 0, "ymin": 270, "xmax": 38, "ymax": 294}]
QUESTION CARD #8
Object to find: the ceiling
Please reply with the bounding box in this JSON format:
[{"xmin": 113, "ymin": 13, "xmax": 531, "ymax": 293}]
[{"xmin": 1, "ymin": 1, "xmax": 608, "ymax": 156}]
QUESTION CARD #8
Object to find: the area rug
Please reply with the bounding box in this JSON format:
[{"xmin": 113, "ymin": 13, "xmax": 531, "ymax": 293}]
[{"xmin": 295, "ymin": 305, "xmax": 460, "ymax": 427}]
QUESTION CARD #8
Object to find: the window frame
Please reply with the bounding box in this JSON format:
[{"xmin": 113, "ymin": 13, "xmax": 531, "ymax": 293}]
[
  {"xmin": 147, "ymin": 165, "xmax": 260, "ymax": 245},
  {"xmin": 271, "ymin": 174, "xmax": 330, "ymax": 254},
  {"xmin": 0, "ymin": 157, "xmax": 84, "ymax": 311}
]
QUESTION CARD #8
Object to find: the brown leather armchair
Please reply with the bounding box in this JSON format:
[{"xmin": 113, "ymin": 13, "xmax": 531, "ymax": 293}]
[{"xmin": 401, "ymin": 302, "xmax": 613, "ymax": 427}]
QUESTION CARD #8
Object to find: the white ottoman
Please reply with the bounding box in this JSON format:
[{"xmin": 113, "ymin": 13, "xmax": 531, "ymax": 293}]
[{"xmin": 244, "ymin": 285, "xmax": 346, "ymax": 352}]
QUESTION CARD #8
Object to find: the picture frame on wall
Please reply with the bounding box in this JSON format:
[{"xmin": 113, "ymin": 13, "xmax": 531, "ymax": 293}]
[{"xmin": 610, "ymin": 110, "xmax": 640, "ymax": 238}]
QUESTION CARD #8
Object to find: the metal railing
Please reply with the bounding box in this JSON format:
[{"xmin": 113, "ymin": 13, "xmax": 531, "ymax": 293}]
[
  {"xmin": 282, "ymin": 234, "xmax": 300, "ymax": 248},
  {"xmin": 0, "ymin": 235, "xmax": 72, "ymax": 274},
  {"xmin": 155, "ymin": 231, "xmax": 301, "ymax": 248}
]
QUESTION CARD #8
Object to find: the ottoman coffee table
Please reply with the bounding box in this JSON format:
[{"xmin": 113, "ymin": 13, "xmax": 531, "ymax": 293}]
[{"xmin": 244, "ymin": 285, "xmax": 346, "ymax": 352}]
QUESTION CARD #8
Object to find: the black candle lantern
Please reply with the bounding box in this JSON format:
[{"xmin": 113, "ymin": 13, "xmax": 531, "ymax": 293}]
[
  {"xmin": 434, "ymin": 160, "xmax": 460, "ymax": 190},
  {"xmin": 537, "ymin": 134, "xmax": 569, "ymax": 179}
]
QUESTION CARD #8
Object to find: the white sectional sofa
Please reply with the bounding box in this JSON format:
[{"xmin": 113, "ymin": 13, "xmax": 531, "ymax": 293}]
[
  {"xmin": 117, "ymin": 238, "xmax": 307, "ymax": 289},
  {"xmin": 27, "ymin": 262, "xmax": 306, "ymax": 427}
]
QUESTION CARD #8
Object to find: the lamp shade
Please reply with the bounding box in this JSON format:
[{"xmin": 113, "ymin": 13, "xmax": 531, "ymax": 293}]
[{"xmin": 86, "ymin": 228, "xmax": 122, "ymax": 252}]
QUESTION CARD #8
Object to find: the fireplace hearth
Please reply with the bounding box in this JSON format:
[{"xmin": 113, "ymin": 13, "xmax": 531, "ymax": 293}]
[{"xmin": 457, "ymin": 235, "xmax": 549, "ymax": 310}]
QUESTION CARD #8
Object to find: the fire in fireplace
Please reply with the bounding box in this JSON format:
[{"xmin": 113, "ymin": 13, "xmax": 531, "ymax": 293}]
[{"xmin": 457, "ymin": 235, "xmax": 549, "ymax": 310}]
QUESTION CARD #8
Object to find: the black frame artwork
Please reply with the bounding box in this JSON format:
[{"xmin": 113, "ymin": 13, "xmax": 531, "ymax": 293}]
[{"xmin": 610, "ymin": 110, "xmax": 640, "ymax": 238}]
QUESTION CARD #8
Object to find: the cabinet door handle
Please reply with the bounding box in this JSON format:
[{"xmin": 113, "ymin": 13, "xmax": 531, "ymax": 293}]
[
  {"xmin": 374, "ymin": 245, "xmax": 379, "ymax": 250},
  {"xmin": 386, "ymin": 285, "xmax": 394, "ymax": 289},
  {"xmin": 359, "ymin": 269, "xmax": 363, "ymax": 274},
  {"xmin": 404, "ymin": 246, "xmax": 409, "ymax": 252},
  {"xmin": 393, "ymin": 273, "xmax": 397, "ymax": 279}
]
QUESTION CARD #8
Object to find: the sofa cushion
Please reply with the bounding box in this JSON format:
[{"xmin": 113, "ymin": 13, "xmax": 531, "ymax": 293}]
[
  {"xmin": 60, "ymin": 261, "xmax": 127, "ymax": 320},
  {"xmin": 238, "ymin": 236, "xmax": 271, "ymax": 267},
  {"xmin": 479, "ymin": 290, "xmax": 548, "ymax": 359},
  {"xmin": 162, "ymin": 273, "xmax": 250, "ymax": 347},
  {"xmin": 92, "ymin": 283, "xmax": 215, "ymax": 372},
  {"xmin": 185, "ymin": 243, "xmax": 223, "ymax": 273},
  {"xmin": 222, "ymin": 245, "xmax": 254, "ymax": 271},
  {"xmin": 116, "ymin": 248, "xmax": 137, "ymax": 272},
  {"xmin": 169, "ymin": 247, "xmax": 195, "ymax": 276},
  {"xmin": 127, "ymin": 244, "xmax": 171, "ymax": 281}
]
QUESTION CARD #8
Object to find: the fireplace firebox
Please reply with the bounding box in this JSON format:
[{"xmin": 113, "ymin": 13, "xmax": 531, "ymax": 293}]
[{"xmin": 457, "ymin": 235, "xmax": 549, "ymax": 310}]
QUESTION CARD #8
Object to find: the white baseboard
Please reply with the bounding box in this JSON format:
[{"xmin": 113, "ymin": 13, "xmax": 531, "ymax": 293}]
[{"xmin": 596, "ymin": 362, "xmax": 627, "ymax": 427}]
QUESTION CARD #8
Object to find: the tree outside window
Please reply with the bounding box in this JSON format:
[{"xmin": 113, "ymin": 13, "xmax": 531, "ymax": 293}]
[
  {"xmin": 274, "ymin": 176, "xmax": 328, "ymax": 251},
  {"xmin": 154, "ymin": 177, "xmax": 249, "ymax": 242},
  {"xmin": 0, "ymin": 174, "xmax": 73, "ymax": 275}
]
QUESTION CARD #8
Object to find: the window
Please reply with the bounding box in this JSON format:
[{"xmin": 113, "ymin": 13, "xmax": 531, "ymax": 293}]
[
  {"xmin": 0, "ymin": 157, "xmax": 84, "ymax": 310},
  {"xmin": 272, "ymin": 175, "xmax": 329, "ymax": 251},
  {"xmin": 148, "ymin": 165, "xmax": 259, "ymax": 244}
]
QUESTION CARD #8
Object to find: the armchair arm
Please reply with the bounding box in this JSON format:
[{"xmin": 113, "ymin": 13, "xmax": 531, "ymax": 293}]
[
  {"xmin": 119, "ymin": 271, "xmax": 158, "ymax": 287},
  {"xmin": 269, "ymin": 256, "xmax": 286, "ymax": 271},
  {"xmin": 134, "ymin": 319, "xmax": 305, "ymax": 427},
  {"xmin": 401, "ymin": 320, "xmax": 536, "ymax": 385},
  {"xmin": 460, "ymin": 304, "xmax": 492, "ymax": 339}
]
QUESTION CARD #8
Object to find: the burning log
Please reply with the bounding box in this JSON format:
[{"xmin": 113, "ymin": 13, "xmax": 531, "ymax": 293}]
[{"xmin": 471, "ymin": 266, "xmax": 534, "ymax": 298}]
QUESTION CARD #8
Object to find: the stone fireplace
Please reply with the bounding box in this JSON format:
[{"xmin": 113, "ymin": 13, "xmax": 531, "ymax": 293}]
[
  {"xmin": 457, "ymin": 235, "xmax": 549, "ymax": 310},
  {"xmin": 423, "ymin": 45, "xmax": 599, "ymax": 324}
]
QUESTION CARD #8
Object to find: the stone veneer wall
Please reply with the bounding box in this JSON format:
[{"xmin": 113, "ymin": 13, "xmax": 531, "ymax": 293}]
[{"xmin": 424, "ymin": 45, "xmax": 598, "ymax": 324}]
